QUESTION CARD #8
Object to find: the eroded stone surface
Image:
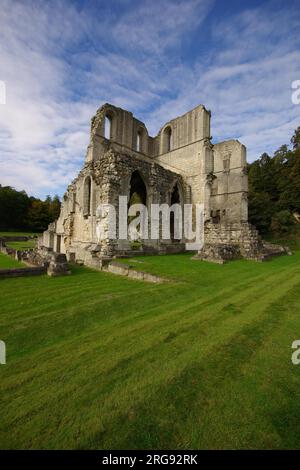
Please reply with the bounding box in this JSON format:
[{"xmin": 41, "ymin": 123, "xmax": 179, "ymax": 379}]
[{"xmin": 47, "ymin": 253, "xmax": 70, "ymax": 277}]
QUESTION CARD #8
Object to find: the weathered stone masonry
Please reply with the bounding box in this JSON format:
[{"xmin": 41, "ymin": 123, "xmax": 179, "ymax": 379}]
[{"xmin": 40, "ymin": 102, "xmax": 287, "ymax": 265}]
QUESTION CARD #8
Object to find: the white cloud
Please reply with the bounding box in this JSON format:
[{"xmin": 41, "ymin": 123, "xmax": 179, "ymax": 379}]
[{"xmin": 0, "ymin": 0, "xmax": 299, "ymax": 198}]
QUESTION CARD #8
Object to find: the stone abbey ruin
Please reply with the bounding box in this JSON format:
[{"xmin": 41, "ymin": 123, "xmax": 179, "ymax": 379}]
[{"xmin": 40, "ymin": 103, "xmax": 287, "ymax": 266}]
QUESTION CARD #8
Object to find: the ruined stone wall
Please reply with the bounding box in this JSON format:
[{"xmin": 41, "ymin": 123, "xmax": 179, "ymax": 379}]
[
  {"xmin": 46, "ymin": 148, "xmax": 187, "ymax": 262},
  {"xmin": 210, "ymin": 140, "xmax": 248, "ymax": 223},
  {"xmin": 153, "ymin": 106, "xmax": 213, "ymax": 219},
  {"xmin": 154, "ymin": 140, "xmax": 213, "ymax": 224},
  {"xmin": 155, "ymin": 104, "xmax": 211, "ymax": 153},
  {"xmin": 41, "ymin": 102, "xmax": 253, "ymax": 265},
  {"xmin": 93, "ymin": 150, "xmax": 187, "ymax": 256},
  {"xmin": 86, "ymin": 103, "xmax": 154, "ymax": 162}
]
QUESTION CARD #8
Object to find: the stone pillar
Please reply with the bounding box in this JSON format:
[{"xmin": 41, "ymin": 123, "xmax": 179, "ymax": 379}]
[{"xmin": 47, "ymin": 253, "xmax": 70, "ymax": 277}]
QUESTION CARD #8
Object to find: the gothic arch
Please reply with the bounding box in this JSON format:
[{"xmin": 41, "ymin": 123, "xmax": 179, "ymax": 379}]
[
  {"xmin": 102, "ymin": 107, "xmax": 117, "ymax": 140},
  {"xmin": 169, "ymin": 181, "xmax": 183, "ymax": 241},
  {"xmin": 127, "ymin": 170, "xmax": 148, "ymax": 241},
  {"xmin": 161, "ymin": 125, "xmax": 172, "ymax": 153},
  {"xmin": 128, "ymin": 170, "xmax": 147, "ymax": 207},
  {"xmin": 168, "ymin": 179, "xmax": 184, "ymax": 206},
  {"xmin": 104, "ymin": 115, "xmax": 112, "ymax": 139}
]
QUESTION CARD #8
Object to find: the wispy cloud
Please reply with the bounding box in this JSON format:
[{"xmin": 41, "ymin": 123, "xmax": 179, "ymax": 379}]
[
  {"xmin": 112, "ymin": 0, "xmax": 214, "ymax": 55},
  {"xmin": 146, "ymin": 0, "xmax": 300, "ymax": 160},
  {"xmin": 0, "ymin": 0, "xmax": 299, "ymax": 197}
]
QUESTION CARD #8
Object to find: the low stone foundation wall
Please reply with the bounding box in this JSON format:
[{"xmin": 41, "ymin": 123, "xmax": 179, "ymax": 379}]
[
  {"xmin": 194, "ymin": 221, "xmax": 289, "ymax": 263},
  {"xmin": 0, "ymin": 242, "xmax": 48, "ymax": 266},
  {"xmin": 193, "ymin": 243, "xmax": 241, "ymax": 264},
  {"xmin": 0, "ymin": 235, "xmax": 36, "ymax": 242},
  {"xmin": 0, "ymin": 266, "xmax": 46, "ymax": 278},
  {"xmin": 103, "ymin": 261, "xmax": 167, "ymax": 283},
  {"xmin": 0, "ymin": 241, "xmax": 70, "ymax": 277}
]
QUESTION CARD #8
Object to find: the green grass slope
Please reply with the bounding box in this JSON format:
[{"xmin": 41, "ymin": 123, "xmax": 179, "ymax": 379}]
[
  {"xmin": 1, "ymin": 252, "xmax": 300, "ymax": 449},
  {"xmin": 0, "ymin": 252, "xmax": 26, "ymax": 269}
]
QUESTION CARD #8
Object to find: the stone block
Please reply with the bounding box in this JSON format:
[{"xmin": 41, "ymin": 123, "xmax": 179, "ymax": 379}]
[{"xmin": 127, "ymin": 270, "xmax": 145, "ymax": 281}]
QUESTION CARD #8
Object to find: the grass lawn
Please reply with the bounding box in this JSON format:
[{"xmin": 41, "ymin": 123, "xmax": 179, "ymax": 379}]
[
  {"xmin": 0, "ymin": 252, "xmax": 26, "ymax": 269},
  {"xmin": 1, "ymin": 252, "xmax": 300, "ymax": 449},
  {"xmin": 5, "ymin": 240, "xmax": 37, "ymax": 250}
]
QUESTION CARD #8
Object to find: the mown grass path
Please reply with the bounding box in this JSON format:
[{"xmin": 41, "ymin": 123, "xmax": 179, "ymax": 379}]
[{"xmin": 1, "ymin": 252, "xmax": 300, "ymax": 449}]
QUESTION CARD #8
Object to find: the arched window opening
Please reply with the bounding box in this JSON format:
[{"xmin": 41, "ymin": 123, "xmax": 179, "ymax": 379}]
[
  {"xmin": 83, "ymin": 176, "xmax": 92, "ymax": 217},
  {"xmin": 163, "ymin": 126, "xmax": 172, "ymax": 153},
  {"xmin": 128, "ymin": 171, "xmax": 147, "ymax": 240},
  {"xmin": 136, "ymin": 130, "xmax": 142, "ymax": 152},
  {"xmin": 170, "ymin": 183, "xmax": 181, "ymax": 241},
  {"xmin": 104, "ymin": 115, "xmax": 112, "ymax": 140},
  {"xmin": 129, "ymin": 171, "xmax": 147, "ymax": 207}
]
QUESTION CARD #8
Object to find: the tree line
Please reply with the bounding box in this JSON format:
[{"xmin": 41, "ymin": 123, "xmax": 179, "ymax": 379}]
[
  {"xmin": 0, "ymin": 185, "xmax": 61, "ymax": 232},
  {"xmin": 248, "ymin": 127, "xmax": 300, "ymax": 235}
]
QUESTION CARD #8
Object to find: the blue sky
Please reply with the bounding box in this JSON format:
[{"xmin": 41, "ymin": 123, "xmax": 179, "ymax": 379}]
[{"xmin": 0, "ymin": 0, "xmax": 299, "ymax": 198}]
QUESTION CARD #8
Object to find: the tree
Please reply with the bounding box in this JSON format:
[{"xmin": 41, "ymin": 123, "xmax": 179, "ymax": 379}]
[
  {"xmin": 248, "ymin": 128, "xmax": 300, "ymax": 234},
  {"xmin": 49, "ymin": 195, "xmax": 61, "ymax": 220},
  {"xmin": 291, "ymin": 127, "xmax": 300, "ymax": 150},
  {"xmin": 271, "ymin": 210, "xmax": 294, "ymax": 234},
  {"xmin": 0, "ymin": 185, "xmax": 61, "ymax": 231},
  {"xmin": 0, "ymin": 186, "xmax": 31, "ymax": 230}
]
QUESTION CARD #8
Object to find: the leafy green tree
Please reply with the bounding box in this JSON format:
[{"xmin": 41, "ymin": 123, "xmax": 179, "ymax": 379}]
[
  {"xmin": 248, "ymin": 128, "xmax": 300, "ymax": 234},
  {"xmin": 0, "ymin": 185, "xmax": 61, "ymax": 231},
  {"xmin": 0, "ymin": 186, "xmax": 31, "ymax": 230},
  {"xmin": 49, "ymin": 195, "xmax": 61, "ymax": 220},
  {"xmin": 271, "ymin": 210, "xmax": 294, "ymax": 234},
  {"xmin": 291, "ymin": 127, "xmax": 300, "ymax": 150}
]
